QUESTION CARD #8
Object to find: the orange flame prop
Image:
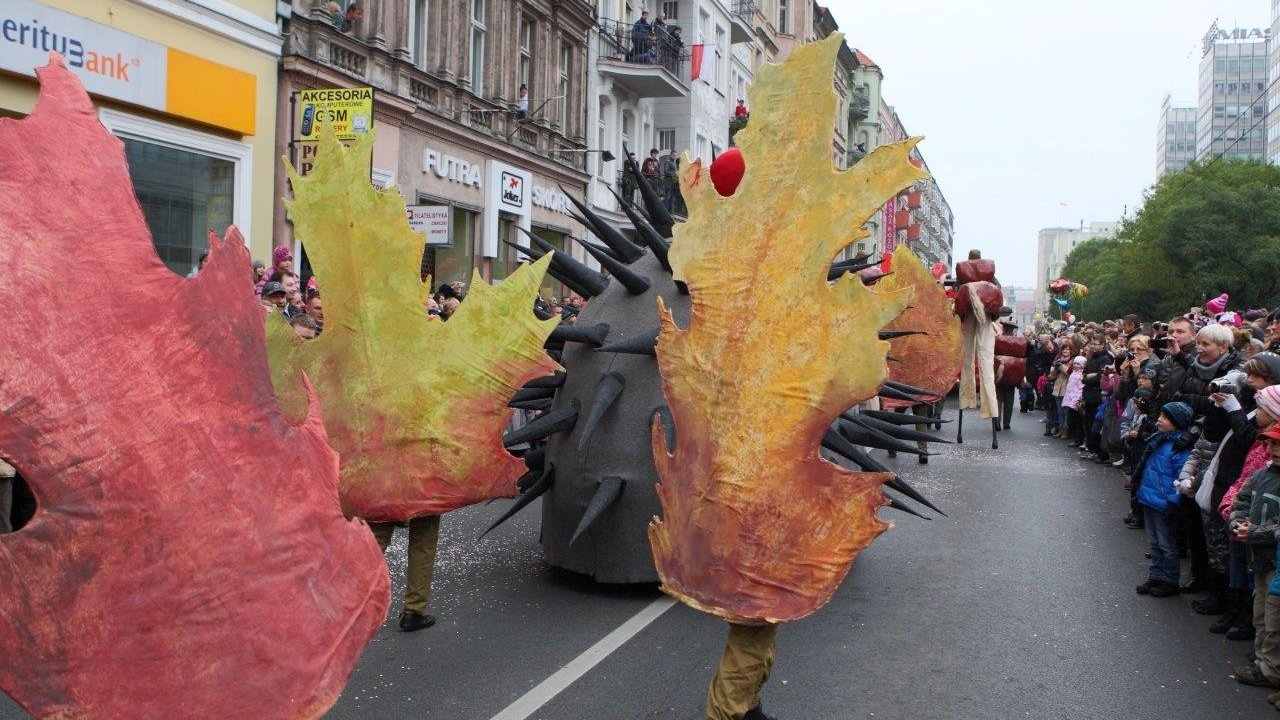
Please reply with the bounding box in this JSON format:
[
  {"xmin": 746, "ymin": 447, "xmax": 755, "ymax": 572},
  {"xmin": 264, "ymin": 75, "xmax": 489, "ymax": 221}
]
[{"xmin": 648, "ymin": 35, "xmax": 929, "ymax": 624}]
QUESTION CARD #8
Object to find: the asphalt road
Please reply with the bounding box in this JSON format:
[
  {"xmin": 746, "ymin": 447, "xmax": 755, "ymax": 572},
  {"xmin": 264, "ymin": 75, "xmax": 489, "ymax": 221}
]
[{"xmin": 2, "ymin": 405, "xmax": 1273, "ymax": 719}]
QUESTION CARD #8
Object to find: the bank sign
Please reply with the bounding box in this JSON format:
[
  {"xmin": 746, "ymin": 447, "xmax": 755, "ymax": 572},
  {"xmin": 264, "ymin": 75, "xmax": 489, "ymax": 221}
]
[{"xmin": 0, "ymin": 0, "xmax": 256, "ymax": 134}]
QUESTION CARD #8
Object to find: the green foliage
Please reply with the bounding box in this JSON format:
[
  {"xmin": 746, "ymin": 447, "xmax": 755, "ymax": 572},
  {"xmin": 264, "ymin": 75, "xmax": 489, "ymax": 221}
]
[
  {"xmin": 728, "ymin": 115, "xmax": 749, "ymax": 146},
  {"xmin": 1060, "ymin": 159, "xmax": 1280, "ymax": 321}
]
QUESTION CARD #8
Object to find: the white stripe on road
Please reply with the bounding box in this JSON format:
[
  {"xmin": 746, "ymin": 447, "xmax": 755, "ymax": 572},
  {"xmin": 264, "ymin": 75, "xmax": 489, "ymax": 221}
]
[{"xmin": 488, "ymin": 596, "xmax": 678, "ymax": 720}]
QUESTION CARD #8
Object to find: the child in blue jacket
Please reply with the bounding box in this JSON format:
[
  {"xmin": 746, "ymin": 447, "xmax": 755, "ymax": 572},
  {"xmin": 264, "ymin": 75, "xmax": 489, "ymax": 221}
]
[{"xmin": 1134, "ymin": 401, "xmax": 1197, "ymax": 598}]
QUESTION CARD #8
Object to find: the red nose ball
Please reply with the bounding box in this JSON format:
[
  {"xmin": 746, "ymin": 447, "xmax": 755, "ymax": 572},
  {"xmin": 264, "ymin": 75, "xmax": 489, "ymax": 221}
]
[{"xmin": 709, "ymin": 148, "xmax": 745, "ymax": 197}]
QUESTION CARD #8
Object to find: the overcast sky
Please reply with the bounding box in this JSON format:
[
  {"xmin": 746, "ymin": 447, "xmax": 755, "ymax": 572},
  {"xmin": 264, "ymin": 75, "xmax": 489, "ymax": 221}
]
[{"xmin": 823, "ymin": 0, "xmax": 1267, "ymax": 287}]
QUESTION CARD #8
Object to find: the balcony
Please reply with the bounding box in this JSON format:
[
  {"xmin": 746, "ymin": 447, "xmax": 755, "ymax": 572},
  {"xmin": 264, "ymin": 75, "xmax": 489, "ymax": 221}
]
[
  {"xmin": 730, "ymin": 1, "xmax": 759, "ymax": 44},
  {"xmin": 849, "ymin": 87, "xmax": 870, "ymax": 122},
  {"xmin": 846, "ymin": 147, "xmax": 867, "ymax": 166},
  {"xmin": 596, "ymin": 19, "xmax": 689, "ymax": 98}
]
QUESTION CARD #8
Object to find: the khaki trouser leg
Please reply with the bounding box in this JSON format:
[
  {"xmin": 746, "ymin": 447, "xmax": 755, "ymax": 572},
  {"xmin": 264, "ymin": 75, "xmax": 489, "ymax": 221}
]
[
  {"xmin": 403, "ymin": 515, "xmax": 440, "ymax": 614},
  {"xmin": 705, "ymin": 622, "xmax": 778, "ymax": 720},
  {"xmin": 1257, "ymin": 570, "xmax": 1275, "ymax": 659},
  {"xmin": 367, "ymin": 517, "xmax": 441, "ymax": 614}
]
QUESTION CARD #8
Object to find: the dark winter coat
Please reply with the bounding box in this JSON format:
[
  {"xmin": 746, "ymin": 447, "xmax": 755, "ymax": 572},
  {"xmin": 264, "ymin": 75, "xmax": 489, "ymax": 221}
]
[
  {"xmin": 1173, "ymin": 349, "xmax": 1243, "ymax": 442},
  {"xmin": 1081, "ymin": 349, "xmax": 1114, "ymax": 404},
  {"xmin": 1230, "ymin": 464, "xmax": 1280, "ymax": 574},
  {"xmin": 1208, "ymin": 408, "xmax": 1261, "ymax": 512}
]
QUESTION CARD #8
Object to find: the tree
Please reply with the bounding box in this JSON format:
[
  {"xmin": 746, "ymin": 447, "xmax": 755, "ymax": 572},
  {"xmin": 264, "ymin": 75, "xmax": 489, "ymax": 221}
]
[{"xmin": 1059, "ymin": 159, "xmax": 1280, "ymax": 321}]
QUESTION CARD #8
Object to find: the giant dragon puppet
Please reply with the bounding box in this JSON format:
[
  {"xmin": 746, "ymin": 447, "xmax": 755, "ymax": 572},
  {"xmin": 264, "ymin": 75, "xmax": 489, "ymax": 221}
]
[
  {"xmin": 486, "ymin": 35, "xmax": 962, "ymax": 718},
  {"xmin": 0, "ymin": 57, "xmax": 390, "ymax": 719}
]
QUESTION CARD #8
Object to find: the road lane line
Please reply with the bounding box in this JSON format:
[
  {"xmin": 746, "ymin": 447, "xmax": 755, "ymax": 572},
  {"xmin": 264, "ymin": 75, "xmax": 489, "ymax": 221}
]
[{"xmin": 488, "ymin": 596, "xmax": 678, "ymax": 720}]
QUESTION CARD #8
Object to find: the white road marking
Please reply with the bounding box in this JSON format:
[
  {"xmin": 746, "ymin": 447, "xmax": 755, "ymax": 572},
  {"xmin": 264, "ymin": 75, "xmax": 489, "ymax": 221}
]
[{"xmin": 488, "ymin": 596, "xmax": 678, "ymax": 720}]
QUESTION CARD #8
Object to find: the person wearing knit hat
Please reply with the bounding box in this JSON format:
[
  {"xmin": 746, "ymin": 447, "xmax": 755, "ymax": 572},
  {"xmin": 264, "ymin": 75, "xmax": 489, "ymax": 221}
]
[
  {"xmin": 1217, "ymin": 311, "xmax": 1243, "ymax": 328},
  {"xmin": 1133, "ymin": 400, "xmax": 1197, "ymax": 598},
  {"xmin": 1207, "ymin": 293, "xmax": 1230, "ymax": 315},
  {"xmin": 272, "ymin": 245, "xmax": 294, "ymax": 273}
]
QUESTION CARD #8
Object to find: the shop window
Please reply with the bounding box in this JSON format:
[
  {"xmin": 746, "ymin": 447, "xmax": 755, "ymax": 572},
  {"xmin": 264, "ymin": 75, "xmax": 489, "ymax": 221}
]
[
  {"xmin": 99, "ymin": 109, "xmax": 250, "ymax": 277},
  {"xmin": 430, "ymin": 206, "xmax": 477, "ymax": 287}
]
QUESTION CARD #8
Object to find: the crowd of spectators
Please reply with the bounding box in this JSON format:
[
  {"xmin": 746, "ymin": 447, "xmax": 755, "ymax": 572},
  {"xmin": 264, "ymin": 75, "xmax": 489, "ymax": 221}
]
[{"xmin": 1021, "ymin": 301, "xmax": 1280, "ymax": 711}]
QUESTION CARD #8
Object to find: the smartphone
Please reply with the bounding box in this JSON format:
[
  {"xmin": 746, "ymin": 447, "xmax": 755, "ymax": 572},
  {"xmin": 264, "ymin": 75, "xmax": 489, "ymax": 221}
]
[{"xmin": 300, "ymin": 104, "xmax": 316, "ymax": 137}]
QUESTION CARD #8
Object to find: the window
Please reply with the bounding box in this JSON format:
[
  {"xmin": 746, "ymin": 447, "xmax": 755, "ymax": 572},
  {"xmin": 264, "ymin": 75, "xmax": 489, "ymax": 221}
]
[
  {"xmin": 558, "ymin": 43, "xmax": 572, "ymax": 131},
  {"xmin": 662, "ymin": 1, "xmax": 679, "ymax": 19},
  {"xmin": 658, "ymin": 127, "xmax": 676, "ymax": 152},
  {"xmin": 714, "ymin": 25, "xmax": 726, "ymax": 92},
  {"xmin": 518, "ymin": 16, "xmax": 534, "ymax": 91},
  {"xmin": 100, "ymin": 108, "xmax": 250, "ymax": 277},
  {"xmin": 469, "ymin": 0, "xmax": 486, "ymax": 96},
  {"xmin": 597, "ymin": 101, "xmax": 609, "ymax": 179},
  {"xmin": 411, "ymin": 0, "xmax": 430, "ymax": 68},
  {"xmin": 778, "ymin": 0, "xmax": 789, "ymax": 33}
]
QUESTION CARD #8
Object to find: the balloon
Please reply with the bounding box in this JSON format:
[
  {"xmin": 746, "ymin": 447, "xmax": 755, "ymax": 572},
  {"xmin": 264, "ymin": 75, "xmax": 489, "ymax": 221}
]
[
  {"xmin": 709, "ymin": 147, "xmax": 745, "ymax": 197},
  {"xmin": 1053, "ymin": 297, "xmax": 1070, "ymax": 310},
  {"xmin": 930, "ymin": 261, "xmax": 946, "ymax": 280}
]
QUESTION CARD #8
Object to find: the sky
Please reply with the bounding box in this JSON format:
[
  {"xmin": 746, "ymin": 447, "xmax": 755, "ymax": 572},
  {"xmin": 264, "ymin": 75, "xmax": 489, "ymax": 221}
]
[{"xmin": 822, "ymin": 0, "xmax": 1268, "ymax": 287}]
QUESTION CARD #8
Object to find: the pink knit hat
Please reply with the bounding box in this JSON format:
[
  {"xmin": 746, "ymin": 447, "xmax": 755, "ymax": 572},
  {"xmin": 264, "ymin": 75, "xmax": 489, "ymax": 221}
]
[
  {"xmin": 1256, "ymin": 385, "xmax": 1280, "ymax": 421},
  {"xmin": 272, "ymin": 245, "xmax": 293, "ymax": 264},
  {"xmin": 1216, "ymin": 311, "xmax": 1242, "ymax": 328},
  {"xmin": 1206, "ymin": 293, "xmax": 1229, "ymax": 315}
]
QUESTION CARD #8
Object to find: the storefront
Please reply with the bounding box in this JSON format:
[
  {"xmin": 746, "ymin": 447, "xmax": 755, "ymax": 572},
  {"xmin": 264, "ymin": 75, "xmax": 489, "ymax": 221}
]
[{"xmin": 0, "ymin": 0, "xmax": 281, "ymax": 275}]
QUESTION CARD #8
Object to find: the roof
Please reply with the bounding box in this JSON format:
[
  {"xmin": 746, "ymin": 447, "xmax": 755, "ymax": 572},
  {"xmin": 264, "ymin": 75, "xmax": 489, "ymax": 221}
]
[{"xmin": 854, "ymin": 49, "xmax": 878, "ymax": 67}]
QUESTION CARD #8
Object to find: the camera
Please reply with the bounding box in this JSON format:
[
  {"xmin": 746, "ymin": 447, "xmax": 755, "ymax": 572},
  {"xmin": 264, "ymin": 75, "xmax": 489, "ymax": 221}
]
[{"xmin": 1209, "ymin": 378, "xmax": 1239, "ymax": 395}]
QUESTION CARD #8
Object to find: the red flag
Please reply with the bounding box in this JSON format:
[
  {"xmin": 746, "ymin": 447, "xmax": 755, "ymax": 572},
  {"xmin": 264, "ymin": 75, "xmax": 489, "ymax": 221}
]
[{"xmin": 691, "ymin": 44, "xmax": 706, "ymax": 81}]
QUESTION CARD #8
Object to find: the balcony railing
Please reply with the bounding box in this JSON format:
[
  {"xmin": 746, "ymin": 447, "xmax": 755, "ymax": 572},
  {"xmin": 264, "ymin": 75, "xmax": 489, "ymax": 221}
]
[
  {"xmin": 288, "ymin": 13, "xmax": 587, "ymax": 173},
  {"xmin": 730, "ymin": 1, "xmax": 759, "ymax": 43},
  {"xmin": 596, "ymin": 18, "xmax": 689, "ymax": 97},
  {"xmin": 849, "ymin": 87, "xmax": 870, "ymax": 121}
]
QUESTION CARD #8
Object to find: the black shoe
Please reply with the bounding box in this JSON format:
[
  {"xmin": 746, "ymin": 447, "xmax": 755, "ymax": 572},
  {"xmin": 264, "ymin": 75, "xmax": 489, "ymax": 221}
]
[
  {"xmin": 1068, "ymin": 441, "xmax": 1083, "ymax": 448},
  {"xmin": 1044, "ymin": 428, "xmax": 1054, "ymax": 436},
  {"xmin": 398, "ymin": 611, "xmax": 436, "ymax": 632},
  {"xmin": 918, "ymin": 455, "xmax": 928, "ymax": 465},
  {"xmin": 1002, "ymin": 424, "xmax": 1011, "ymax": 430},
  {"xmin": 1094, "ymin": 454, "xmax": 1112, "ymax": 465},
  {"xmin": 1210, "ymin": 612, "xmax": 1237, "ymax": 634},
  {"xmin": 1227, "ymin": 623, "xmax": 1256, "ymax": 642},
  {"xmin": 743, "ymin": 705, "xmax": 777, "ymax": 720},
  {"xmin": 1193, "ymin": 596, "xmax": 1226, "ymax": 615},
  {"xmin": 1149, "ymin": 582, "xmax": 1180, "ymax": 598},
  {"xmin": 1136, "ymin": 579, "xmax": 1156, "ymax": 595}
]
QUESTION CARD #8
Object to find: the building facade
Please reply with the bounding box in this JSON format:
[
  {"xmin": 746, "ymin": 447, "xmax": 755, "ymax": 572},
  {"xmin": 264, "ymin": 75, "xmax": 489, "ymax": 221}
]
[
  {"xmin": 278, "ymin": 0, "xmax": 595, "ymax": 289},
  {"xmin": 1196, "ymin": 25, "xmax": 1269, "ymax": 161},
  {"xmin": 1034, "ymin": 222, "xmax": 1119, "ymax": 314},
  {"xmin": 0, "ymin": 0, "xmax": 283, "ymax": 275},
  {"xmin": 1270, "ymin": 1, "xmax": 1280, "ymax": 163},
  {"xmin": 1156, "ymin": 99, "xmax": 1197, "ymax": 177}
]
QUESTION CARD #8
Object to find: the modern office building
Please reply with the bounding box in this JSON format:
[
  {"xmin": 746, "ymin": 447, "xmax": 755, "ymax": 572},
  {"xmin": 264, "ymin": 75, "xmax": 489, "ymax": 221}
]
[
  {"xmin": 1034, "ymin": 222, "xmax": 1119, "ymax": 313},
  {"xmin": 1196, "ymin": 24, "xmax": 1269, "ymax": 161},
  {"xmin": 1156, "ymin": 99, "xmax": 1198, "ymax": 177},
  {"xmin": 1270, "ymin": 1, "xmax": 1280, "ymax": 163}
]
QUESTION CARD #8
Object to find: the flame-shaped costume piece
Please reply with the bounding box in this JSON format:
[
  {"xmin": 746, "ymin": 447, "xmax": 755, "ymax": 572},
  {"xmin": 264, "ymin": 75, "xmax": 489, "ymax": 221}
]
[
  {"xmin": 268, "ymin": 126, "xmax": 559, "ymax": 522},
  {"xmin": 647, "ymin": 35, "xmax": 928, "ymax": 624},
  {"xmin": 879, "ymin": 246, "xmax": 962, "ymax": 400},
  {"xmin": 0, "ymin": 57, "xmax": 389, "ymax": 719}
]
